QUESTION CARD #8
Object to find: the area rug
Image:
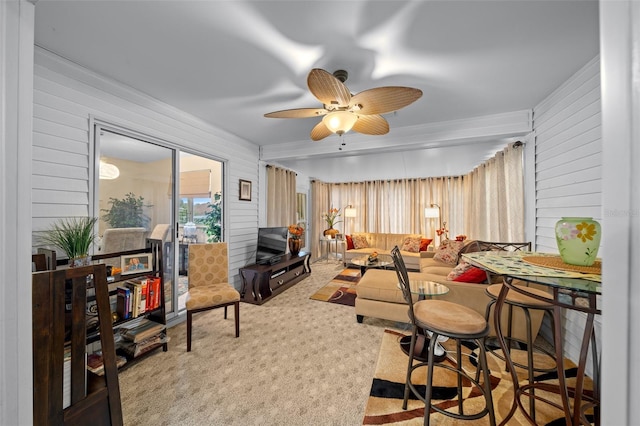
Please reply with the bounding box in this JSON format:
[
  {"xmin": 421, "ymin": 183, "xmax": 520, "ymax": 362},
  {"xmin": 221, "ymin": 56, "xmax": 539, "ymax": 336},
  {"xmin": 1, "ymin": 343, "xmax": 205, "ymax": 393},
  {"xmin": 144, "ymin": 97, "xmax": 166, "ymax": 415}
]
[
  {"xmin": 309, "ymin": 267, "xmax": 361, "ymax": 306},
  {"xmin": 363, "ymin": 329, "xmax": 594, "ymax": 425}
]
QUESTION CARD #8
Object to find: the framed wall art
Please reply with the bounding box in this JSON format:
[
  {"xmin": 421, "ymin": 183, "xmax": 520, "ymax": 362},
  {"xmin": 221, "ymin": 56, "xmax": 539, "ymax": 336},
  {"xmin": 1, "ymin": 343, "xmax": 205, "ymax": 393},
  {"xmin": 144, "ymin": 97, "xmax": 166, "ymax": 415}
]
[{"xmin": 239, "ymin": 179, "xmax": 252, "ymax": 201}]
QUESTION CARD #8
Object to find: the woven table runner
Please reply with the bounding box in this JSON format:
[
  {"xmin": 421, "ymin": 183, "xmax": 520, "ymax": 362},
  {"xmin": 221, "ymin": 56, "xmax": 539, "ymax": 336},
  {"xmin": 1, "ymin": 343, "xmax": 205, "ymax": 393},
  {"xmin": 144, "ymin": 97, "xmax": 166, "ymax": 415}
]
[{"xmin": 522, "ymin": 255, "xmax": 602, "ymax": 275}]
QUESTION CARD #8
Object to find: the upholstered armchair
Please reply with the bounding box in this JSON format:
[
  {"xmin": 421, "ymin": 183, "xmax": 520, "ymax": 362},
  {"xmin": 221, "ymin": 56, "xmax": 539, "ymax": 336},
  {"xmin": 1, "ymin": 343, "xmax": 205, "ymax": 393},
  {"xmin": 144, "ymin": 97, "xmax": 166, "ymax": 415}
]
[
  {"xmin": 186, "ymin": 243, "xmax": 240, "ymax": 351},
  {"xmin": 100, "ymin": 227, "xmax": 147, "ymax": 267}
]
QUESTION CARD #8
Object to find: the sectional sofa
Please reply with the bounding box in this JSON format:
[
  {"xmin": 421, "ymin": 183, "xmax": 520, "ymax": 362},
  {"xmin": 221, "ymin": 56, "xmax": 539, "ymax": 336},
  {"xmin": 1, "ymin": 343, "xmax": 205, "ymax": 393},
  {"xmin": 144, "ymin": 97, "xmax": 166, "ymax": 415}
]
[
  {"xmin": 343, "ymin": 232, "xmax": 432, "ymax": 271},
  {"xmin": 354, "ymin": 240, "xmax": 545, "ymax": 341}
]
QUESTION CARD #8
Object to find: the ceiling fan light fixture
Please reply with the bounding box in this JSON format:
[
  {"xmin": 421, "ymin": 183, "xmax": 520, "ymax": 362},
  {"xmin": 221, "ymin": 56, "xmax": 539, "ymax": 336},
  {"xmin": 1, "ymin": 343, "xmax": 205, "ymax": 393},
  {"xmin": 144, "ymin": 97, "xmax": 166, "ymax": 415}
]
[{"xmin": 322, "ymin": 111, "xmax": 358, "ymax": 135}]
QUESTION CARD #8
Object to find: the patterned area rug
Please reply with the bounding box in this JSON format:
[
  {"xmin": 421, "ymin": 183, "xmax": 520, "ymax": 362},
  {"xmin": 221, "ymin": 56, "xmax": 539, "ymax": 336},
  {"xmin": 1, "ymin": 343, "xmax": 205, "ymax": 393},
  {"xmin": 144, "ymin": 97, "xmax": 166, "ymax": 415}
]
[
  {"xmin": 364, "ymin": 329, "xmax": 595, "ymax": 425},
  {"xmin": 309, "ymin": 267, "xmax": 361, "ymax": 306}
]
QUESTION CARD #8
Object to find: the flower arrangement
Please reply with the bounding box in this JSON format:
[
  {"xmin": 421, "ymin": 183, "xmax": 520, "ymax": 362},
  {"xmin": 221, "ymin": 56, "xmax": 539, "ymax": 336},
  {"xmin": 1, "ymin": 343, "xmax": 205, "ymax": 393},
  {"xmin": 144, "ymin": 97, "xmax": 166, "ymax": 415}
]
[
  {"xmin": 288, "ymin": 224, "xmax": 304, "ymax": 240},
  {"xmin": 435, "ymin": 221, "xmax": 449, "ymax": 240},
  {"xmin": 322, "ymin": 206, "xmax": 342, "ymax": 228}
]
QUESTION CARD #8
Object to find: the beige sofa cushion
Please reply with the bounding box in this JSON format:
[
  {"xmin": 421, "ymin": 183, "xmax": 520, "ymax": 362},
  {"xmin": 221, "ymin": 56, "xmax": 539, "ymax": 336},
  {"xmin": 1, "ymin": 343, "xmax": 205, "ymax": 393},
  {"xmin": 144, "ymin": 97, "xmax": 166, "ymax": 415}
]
[{"xmin": 356, "ymin": 269, "xmax": 404, "ymax": 304}]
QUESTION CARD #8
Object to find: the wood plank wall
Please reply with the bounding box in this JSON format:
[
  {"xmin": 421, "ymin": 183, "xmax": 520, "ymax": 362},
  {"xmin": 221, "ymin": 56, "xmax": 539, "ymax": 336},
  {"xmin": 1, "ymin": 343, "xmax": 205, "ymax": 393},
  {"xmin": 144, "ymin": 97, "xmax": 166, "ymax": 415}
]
[
  {"xmin": 32, "ymin": 47, "xmax": 260, "ymax": 289},
  {"xmin": 533, "ymin": 56, "xmax": 602, "ymax": 375}
]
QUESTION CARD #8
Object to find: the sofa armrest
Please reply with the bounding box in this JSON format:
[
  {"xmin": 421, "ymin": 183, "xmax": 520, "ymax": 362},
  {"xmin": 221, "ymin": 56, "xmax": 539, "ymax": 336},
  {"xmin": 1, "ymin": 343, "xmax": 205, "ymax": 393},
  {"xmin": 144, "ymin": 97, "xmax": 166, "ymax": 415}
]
[{"xmin": 420, "ymin": 251, "xmax": 436, "ymax": 258}]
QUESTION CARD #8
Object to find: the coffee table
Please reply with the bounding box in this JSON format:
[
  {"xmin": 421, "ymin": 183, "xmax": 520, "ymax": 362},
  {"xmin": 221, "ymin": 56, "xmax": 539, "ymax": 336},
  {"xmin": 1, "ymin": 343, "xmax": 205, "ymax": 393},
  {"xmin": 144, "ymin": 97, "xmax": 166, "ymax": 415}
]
[
  {"xmin": 399, "ymin": 280, "xmax": 450, "ymax": 362},
  {"xmin": 351, "ymin": 255, "xmax": 392, "ymax": 276}
]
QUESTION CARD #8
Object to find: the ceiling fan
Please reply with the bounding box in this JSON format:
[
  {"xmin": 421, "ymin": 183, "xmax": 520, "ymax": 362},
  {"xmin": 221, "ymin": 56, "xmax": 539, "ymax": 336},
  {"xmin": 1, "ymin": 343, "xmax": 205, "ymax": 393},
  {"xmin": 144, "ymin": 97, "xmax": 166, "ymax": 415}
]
[{"xmin": 264, "ymin": 69, "xmax": 423, "ymax": 141}]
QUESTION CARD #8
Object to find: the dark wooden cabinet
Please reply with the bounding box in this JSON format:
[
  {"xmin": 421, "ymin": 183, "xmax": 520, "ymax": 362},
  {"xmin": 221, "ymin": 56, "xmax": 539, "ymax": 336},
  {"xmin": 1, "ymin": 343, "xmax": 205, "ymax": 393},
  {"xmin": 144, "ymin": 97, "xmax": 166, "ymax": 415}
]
[
  {"xmin": 239, "ymin": 252, "xmax": 311, "ymax": 304},
  {"xmin": 33, "ymin": 264, "xmax": 123, "ymax": 426}
]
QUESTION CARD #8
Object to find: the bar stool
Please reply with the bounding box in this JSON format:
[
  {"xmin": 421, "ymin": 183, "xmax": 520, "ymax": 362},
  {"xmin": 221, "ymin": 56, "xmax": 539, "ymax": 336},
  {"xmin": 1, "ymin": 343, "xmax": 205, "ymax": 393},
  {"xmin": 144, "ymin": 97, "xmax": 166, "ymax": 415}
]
[
  {"xmin": 481, "ymin": 282, "xmax": 557, "ymax": 421},
  {"xmin": 391, "ymin": 247, "xmax": 496, "ymax": 426}
]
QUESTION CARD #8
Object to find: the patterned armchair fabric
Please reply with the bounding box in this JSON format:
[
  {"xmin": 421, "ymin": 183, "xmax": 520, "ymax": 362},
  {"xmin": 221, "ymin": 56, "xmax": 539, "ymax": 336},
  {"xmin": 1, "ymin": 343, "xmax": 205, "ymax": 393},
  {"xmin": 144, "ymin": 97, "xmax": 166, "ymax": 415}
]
[{"xmin": 185, "ymin": 243, "xmax": 240, "ymax": 351}]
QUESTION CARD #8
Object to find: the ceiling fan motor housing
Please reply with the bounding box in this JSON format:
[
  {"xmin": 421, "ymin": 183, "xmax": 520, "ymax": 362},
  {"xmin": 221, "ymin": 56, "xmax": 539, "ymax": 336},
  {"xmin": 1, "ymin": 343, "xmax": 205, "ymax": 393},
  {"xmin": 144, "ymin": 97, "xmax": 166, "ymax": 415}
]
[{"xmin": 333, "ymin": 69, "xmax": 348, "ymax": 83}]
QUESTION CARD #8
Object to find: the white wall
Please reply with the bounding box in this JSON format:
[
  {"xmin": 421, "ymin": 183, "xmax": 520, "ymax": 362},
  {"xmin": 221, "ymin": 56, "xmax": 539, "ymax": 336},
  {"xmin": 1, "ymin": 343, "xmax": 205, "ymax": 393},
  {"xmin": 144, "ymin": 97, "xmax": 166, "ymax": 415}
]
[
  {"xmin": 32, "ymin": 47, "xmax": 260, "ymax": 288},
  {"xmin": 600, "ymin": 1, "xmax": 639, "ymax": 422},
  {"xmin": 531, "ymin": 56, "xmax": 602, "ymax": 374},
  {"xmin": 276, "ymin": 140, "xmax": 515, "ymax": 183},
  {"xmin": 1, "ymin": 2, "xmax": 35, "ymax": 425}
]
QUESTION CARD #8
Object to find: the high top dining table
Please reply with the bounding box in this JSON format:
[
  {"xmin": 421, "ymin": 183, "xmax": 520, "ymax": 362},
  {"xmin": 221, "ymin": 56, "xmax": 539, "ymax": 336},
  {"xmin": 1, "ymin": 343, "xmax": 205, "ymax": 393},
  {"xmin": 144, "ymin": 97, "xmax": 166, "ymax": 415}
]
[{"xmin": 462, "ymin": 251, "xmax": 601, "ymax": 426}]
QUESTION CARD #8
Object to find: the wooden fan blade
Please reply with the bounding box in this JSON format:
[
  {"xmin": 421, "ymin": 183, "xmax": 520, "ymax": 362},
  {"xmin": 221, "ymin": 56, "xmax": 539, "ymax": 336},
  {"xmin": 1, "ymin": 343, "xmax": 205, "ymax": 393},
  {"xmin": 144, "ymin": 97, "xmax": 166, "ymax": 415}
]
[
  {"xmin": 350, "ymin": 87, "xmax": 422, "ymax": 115},
  {"xmin": 264, "ymin": 108, "xmax": 327, "ymax": 118},
  {"xmin": 352, "ymin": 114, "xmax": 389, "ymax": 135},
  {"xmin": 307, "ymin": 69, "xmax": 351, "ymax": 107},
  {"xmin": 310, "ymin": 121, "xmax": 333, "ymax": 141}
]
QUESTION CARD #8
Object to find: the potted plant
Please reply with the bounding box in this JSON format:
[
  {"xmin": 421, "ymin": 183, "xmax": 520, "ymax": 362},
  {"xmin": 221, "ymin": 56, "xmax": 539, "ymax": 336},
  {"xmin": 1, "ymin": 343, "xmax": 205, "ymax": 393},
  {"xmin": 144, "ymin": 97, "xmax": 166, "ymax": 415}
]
[
  {"xmin": 101, "ymin": 192, "xmax": 152, "ymax": 229},
  {"xmin": 200, "ymin": 192, "xmax": 222, "ymax": 243},
  {"xmin": 322, "ymin": 206, "xmax": 342, "ymax": 238},
  {"xmin": 39, "ymin": 217, "xmax": 98, "ymax": 266}
]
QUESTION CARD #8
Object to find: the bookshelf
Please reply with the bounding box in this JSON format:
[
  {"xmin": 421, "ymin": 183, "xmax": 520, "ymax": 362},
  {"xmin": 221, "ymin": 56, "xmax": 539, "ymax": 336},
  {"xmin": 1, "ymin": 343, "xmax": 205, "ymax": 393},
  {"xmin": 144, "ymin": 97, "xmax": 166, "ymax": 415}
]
[{"xmin": 91, "ymin": 238, "xmax": 168, "ymax": 367}]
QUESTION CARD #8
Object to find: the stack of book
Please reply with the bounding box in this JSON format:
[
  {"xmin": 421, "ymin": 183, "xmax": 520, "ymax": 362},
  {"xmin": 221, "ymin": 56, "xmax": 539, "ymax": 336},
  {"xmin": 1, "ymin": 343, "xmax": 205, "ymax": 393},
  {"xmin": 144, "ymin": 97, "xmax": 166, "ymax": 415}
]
[
  {"xmin": 115, "ymin": 276, "xmax": 162, "ymax": 320},
  {"xmin": 118, "ymin": 318, "xmax": 168, "ymax": 358},
  {"xmin": 86, "ymin": 352, "xmax": 128, "ymax": 376}
]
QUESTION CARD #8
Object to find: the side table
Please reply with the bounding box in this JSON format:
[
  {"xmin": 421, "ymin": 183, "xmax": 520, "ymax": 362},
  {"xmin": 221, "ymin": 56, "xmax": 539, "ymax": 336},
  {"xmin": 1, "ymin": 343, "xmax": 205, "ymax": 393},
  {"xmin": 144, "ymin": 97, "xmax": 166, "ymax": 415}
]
[{"xmin": 319, "ymin": 237, "xmax": 344, "ymax": 263}]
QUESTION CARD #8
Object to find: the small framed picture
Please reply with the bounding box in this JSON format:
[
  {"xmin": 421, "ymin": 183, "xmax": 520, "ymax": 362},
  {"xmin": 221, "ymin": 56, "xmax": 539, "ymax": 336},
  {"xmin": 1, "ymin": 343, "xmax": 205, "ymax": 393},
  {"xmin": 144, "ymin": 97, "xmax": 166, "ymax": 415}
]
[
  {"xmin": 121, "ymin": 253, "xmax": 153, "ymax": 275},
  {"xmin": 239, "ymin": 179, "xmax": 252, "ymax": 201},
  {"xmin": 336, "ymin": 233, "xmax": 344, "ymax": 241}
]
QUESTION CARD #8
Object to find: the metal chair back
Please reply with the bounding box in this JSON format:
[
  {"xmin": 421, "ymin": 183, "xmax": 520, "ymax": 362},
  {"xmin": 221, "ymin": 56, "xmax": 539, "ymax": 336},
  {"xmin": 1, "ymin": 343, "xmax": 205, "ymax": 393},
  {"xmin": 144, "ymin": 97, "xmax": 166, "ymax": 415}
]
[{"xmin": 391, "ymin": 245, "xmax": 415, "ymax": 324}]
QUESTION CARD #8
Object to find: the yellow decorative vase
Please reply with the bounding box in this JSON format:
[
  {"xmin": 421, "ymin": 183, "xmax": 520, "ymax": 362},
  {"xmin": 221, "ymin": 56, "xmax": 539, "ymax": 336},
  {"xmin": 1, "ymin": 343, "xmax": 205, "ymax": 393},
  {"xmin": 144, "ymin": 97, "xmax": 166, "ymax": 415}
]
[{"xmin": 555, "ymin": 217, "xmax": 601, "ymax": 266}]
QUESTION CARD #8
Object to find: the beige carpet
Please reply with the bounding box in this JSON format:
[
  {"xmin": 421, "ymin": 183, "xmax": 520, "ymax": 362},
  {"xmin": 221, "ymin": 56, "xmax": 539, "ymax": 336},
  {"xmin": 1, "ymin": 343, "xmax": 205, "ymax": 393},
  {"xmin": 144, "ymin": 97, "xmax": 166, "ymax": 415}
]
[
  {"xmin": 118, "ymin": 261, "xmax": 403, "ymax": 425},
  {"xmin": 363, "ymin": 329, "xmax": 594, "ymax": 425}
]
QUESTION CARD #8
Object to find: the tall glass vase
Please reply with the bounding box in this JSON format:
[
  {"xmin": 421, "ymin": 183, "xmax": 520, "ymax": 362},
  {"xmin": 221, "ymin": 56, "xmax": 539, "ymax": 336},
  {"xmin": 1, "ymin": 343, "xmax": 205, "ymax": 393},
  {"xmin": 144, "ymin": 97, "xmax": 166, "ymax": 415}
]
[{"xmin": 555, "ymin": 217, "xmax": 601, "ymax": 266}]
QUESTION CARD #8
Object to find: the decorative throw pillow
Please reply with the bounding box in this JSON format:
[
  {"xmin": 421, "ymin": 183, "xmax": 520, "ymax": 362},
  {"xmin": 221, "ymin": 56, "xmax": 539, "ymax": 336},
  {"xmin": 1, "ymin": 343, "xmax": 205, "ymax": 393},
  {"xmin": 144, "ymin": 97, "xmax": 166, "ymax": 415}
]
[
  {"xmin": 400, "ymin": 236, "xmax": 421, "ymax": 253},
  {"xmin": 454, "ymin": 266, "xmax": 488, "ymax": 283},
  {"xmin": 446, "ymin": 260, "xmax": 473, "ymax": 280},
  {"xmin": 352, "ymin": 234, "xmax": 369, "ymax": 249},
  {"xmin": 433, "ymin": 239, "xmax": 465, "ymax": 265},
  {"xmin": 345, "ymin": 235, "xmax": 355, "ymax": 250},
  {"xmin": 419, "ymin": 238, "xmax": 433, "ymax": 251}
]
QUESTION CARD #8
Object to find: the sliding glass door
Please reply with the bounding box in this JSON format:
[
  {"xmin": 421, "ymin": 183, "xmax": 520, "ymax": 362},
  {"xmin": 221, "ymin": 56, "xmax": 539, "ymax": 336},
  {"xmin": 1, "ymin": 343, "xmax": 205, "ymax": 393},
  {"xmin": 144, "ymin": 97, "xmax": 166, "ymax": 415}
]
[
  {"xmin": 96, "ymin": 128, "xmax": 177, "ymax": 315},
  {"xmin": 95, "ymin": 125, "xmax": 224, "ymax": 320}
]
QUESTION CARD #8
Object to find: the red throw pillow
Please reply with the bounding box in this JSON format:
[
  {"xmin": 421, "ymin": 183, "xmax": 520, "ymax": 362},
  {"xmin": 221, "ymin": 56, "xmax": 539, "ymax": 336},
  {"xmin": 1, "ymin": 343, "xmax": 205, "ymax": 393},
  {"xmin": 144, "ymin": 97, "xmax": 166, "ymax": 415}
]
[
  {"xmin": 453, "ymin": 266, "xmax": 488, "ymax": 283},
  {"xmin": 345, "ymin": 235, "xmax": 355, "ymax": 250},
  {"xmin": 419, "ymin": 238, "xmax": 433, "ymax": 251}
]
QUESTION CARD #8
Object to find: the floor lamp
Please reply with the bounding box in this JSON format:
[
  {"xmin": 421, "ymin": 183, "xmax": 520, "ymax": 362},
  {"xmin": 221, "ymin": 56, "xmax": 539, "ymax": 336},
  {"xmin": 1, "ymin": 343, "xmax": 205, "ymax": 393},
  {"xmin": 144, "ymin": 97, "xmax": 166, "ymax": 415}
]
[
  {"xmin": 344, "ymin": 205, "xmax": 356, "ymax": 234},
  {"xmin": 424, "ymin": 203, "xmax": 441, "ymax": 248}
]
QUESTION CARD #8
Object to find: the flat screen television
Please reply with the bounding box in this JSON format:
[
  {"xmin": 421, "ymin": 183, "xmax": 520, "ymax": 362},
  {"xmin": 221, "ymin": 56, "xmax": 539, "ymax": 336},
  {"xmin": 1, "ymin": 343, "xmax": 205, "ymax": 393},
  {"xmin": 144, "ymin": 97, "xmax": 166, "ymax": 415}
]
[{"xmin": 255, "ymin": 226, "xmax": 288, "ymax": 264}]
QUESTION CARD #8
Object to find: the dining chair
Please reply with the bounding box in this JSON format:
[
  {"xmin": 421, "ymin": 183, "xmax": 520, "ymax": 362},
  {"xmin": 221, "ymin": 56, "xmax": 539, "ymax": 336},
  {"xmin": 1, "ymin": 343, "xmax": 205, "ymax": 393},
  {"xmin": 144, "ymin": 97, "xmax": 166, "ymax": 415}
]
[
  {"xmin": 391, "ymin": 245, "xmax": 495, "ymax": 426},
  {"xmin": 186, "ymin": 242, "xmax": 240, "ymax": 352}
]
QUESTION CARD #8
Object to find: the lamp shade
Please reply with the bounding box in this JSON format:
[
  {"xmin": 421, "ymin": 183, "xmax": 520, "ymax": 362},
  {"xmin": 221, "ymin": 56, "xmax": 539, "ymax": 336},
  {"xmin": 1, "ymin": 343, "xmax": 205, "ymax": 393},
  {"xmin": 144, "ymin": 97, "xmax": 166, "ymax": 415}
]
[
  {"xmin": 99, "ymin": 160, "xmax": 120, "ymax": 180},
  {"xmin": 322, "ymin": 111, "xmax": 358, "ymax": 135},
  {"xmin": 424, "ymin": 207, "xmax": 440, "ymax": 218},
  {"xmin": 344, "ymin": 207, "xmax": 356, "ymax": 218}
]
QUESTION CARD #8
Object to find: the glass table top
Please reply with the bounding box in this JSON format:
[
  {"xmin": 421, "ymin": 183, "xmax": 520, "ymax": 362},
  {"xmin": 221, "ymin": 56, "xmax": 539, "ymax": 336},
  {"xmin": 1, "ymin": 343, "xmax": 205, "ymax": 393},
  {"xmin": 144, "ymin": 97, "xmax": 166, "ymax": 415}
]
[
  {"xmin": 407, "ymin": 280, "xmax": 450, "ymax": 296},
  {"xmin": 462, "ymin": 251, "xmax": 601, "ymax": 295},
  {"xmin": 351, "ymin": 255, "xmax": 392, "ymax": 267}
]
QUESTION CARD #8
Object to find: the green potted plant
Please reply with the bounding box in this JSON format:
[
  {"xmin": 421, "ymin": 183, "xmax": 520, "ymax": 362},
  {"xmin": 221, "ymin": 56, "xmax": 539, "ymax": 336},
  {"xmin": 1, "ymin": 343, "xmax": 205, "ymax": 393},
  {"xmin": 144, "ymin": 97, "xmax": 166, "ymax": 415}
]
[
  {"xmin": 39, "ymin": 217, "xmax": 98, "ymax": 266},
  {"xmin": 199, "ymin": 192, "xmax": 222, "ymax": 243},
  {"xmin": 101, "ymin": 192, "xmax": 152, "ymax": 229}
]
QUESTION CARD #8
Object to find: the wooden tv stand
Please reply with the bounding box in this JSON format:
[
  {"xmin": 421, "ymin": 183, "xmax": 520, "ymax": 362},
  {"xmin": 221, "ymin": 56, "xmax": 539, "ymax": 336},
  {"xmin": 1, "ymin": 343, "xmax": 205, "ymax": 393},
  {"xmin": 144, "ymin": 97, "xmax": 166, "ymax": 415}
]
[{"xmin": 239, "ymin": 252, "xmax": 311, "ymax": 305}]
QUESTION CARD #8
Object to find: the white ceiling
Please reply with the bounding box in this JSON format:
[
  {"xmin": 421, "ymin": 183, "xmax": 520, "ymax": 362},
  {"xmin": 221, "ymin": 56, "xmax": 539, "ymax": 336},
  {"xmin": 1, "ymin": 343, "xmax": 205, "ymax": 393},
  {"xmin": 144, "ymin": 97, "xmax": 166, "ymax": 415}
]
[{"xmin": 34, "ymin": 0, "xmax": 599, "ymax": 162}]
